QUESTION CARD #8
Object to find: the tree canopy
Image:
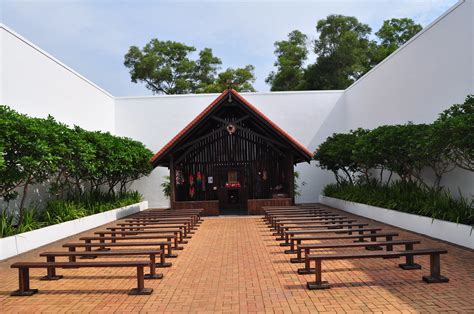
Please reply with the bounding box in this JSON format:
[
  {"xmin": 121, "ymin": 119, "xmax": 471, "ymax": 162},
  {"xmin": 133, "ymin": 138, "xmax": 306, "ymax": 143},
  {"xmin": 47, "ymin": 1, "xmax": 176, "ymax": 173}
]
[
  {"xmin": 124, "ymin": 39, "xmax": 256, "ymax": 94},
  {"xmin": 266, "ymin": 30, "xmax": 308, "ymax": 91},
  {"xmin": 267, "ymin": 16, "xmax": 422, "ymax": 91}
]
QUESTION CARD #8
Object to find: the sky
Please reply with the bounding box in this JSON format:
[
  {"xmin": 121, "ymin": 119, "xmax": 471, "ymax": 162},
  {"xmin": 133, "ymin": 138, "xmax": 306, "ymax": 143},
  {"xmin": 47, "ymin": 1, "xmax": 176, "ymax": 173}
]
[{"xmin": 0, "ymin": 0, "xmax": 458, "ymax": 97}]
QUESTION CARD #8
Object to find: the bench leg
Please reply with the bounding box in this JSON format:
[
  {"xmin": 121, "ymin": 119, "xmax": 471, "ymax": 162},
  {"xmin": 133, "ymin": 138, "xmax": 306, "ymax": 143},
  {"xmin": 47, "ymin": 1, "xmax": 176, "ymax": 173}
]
[
  {"xmin": 290, "ymin": 247, "xmax": 305, "ymax": 263},
  {"xmin": 307, "ymin": 259, "xmax": 330, "ymax": 290},
  {"xmin": 298, "ymin": 249, "xmax": 314, "ymax": 274},
  {"xmin": 129, "ymin": 266, "xmax": 153, "ymax": 295},
  {"xmin": 166, "ymin": 241, "xmax": 178, "ymax": 258},
  {"xmin": 11, "ymin": 268, "xmax": 38, "ymax": 296},
  {"xmin": 399, "ymin": 244, "xmax": 421, "ymax": 270},
  {"xmin": 156, "ymin": 245, "xmax": 172, "ymax": 267},
  {"xmin": 280, "ymin": 232, "xmax": 291, "ymax": 247},
  {"xmin": 422, "ymin": 253, "xmax": 449, "ymax": 283},
  {"xmin": 284, "ymin": 239, "xmax": 298, "ymax": 254},
  {"xmin": 81, "ymin": 240, "xmax": 98, "ymax": 259},
  {"xmin": 145, "ymin": 254, "xmax": 163, "ymax": 279},
  {"xmin": 41, "ymin": 256, "xmax": 63, "ymax": 280},
  {"xmin": 366, "ymin": 231, "xmax": 383, "ymax": 250}
]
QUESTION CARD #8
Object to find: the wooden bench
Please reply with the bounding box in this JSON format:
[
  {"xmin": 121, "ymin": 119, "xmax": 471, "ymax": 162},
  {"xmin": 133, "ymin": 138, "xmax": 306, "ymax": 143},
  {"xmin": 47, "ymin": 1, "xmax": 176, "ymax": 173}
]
[
  {"xmin": 305, "ymin": 248, "xmax": 449, "ymax": 289},
  {"xmin": 63, "ymin": 241, "xmax": 177, "ymax": 260},
  {"xmin": 269, "ymin": 215, "xmax": 347, "ymax": 229},
  {"xmin": 99, "ymin": 229, "xmax": 187, "ymax": 244},
  {"xmin": 125, "ymin": 218, "xmax": 196, "ymax": 232},
  {"xmin": 112, "ymin": 223, "xmax": 191, "ymax": 238},
  {"xmin": 39, "ymin": 249, "xmax": 165, "ymax": 280},
  {"xmin": 285, "ymin": 232, "xmax": 399, "ymax": 254},
  {"xmin": 293, "ymin": 239, "xmax": 421, "ymax": 273},
  {"xmin": 79, "ymin": 235, "xmax": 182, "ymax": 252},
  {"xmin": 283, "ymin": 228, "xmax": 381, "ymax": 249},
  {"xmin": 278, "ymin": 222, "xmax": 368, "ymax": 245},
  {"xmin": 10, "ymin": 261, "xmax": 154, "ymax": 296},
  {"xmin": 274, "ymin": 219, "xmax": 359, "ymax": 237}
]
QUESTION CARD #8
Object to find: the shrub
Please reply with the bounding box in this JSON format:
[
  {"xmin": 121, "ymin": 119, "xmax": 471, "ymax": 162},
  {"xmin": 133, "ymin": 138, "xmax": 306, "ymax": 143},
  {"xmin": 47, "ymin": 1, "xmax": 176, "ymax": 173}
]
[
  {"xmin": 1, "ymin": 106, "xmax": 153, "ymax": 219},
  {"xmin": 323, "ymin": 181, "xmax": 473, "ymax": 225}
]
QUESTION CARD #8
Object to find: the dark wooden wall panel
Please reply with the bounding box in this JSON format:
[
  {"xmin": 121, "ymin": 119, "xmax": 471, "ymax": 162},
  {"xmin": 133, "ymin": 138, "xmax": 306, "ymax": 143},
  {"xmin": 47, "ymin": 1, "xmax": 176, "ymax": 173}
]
[{"xmin": 247, "ymin": 198, "xmax": 293, "ymax": 215}]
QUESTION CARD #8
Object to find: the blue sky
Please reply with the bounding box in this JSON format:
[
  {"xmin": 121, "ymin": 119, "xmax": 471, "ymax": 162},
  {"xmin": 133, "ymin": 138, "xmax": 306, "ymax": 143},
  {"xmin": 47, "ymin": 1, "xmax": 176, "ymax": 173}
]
[{"xmin": 1, "ymin": 0, "xmax": 458, "ymax": 96}]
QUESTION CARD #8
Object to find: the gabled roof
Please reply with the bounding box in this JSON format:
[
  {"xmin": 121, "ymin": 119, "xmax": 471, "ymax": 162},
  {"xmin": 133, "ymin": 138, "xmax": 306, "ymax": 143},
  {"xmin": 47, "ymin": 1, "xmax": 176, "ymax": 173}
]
[{"xmin": 151, "ymin": 89, "xmax": 313, "ymax": 167}]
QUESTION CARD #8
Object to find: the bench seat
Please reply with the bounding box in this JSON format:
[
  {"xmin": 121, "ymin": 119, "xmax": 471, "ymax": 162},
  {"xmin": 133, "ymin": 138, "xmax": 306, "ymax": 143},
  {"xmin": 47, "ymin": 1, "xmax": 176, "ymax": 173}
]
[
  {"xmin": 305, "ymin": 248, "xmax": 448, "ymax": 289},
  {"xmin": 10, "ymin": 261, "xmax": 153, "ymax": 296}
]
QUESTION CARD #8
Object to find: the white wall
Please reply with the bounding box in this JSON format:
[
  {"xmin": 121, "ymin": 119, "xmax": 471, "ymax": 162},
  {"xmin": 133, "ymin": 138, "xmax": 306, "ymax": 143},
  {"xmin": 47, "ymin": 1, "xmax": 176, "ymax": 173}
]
[
  {"xmin": 115, "ymin": 91, "xmax": 343, "ymax": 207},
  {"xmin": 0, "ymin": 24, "xmax": 115, "ymax": 132},
  {"xmin": 312, "ymin": 0, "xmax": 474, "ymax": 198},
  {"xmin": 0, "ymin": 24, "xmax": 116, "ymax": 211},
  {"xmin": 1, "ymin": 0, "xmax": 472, "ymax": 209}
]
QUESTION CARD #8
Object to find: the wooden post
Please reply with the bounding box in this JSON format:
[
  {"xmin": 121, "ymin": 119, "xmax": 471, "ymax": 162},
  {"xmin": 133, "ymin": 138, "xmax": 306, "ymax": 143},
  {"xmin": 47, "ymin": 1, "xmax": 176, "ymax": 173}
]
[
  {"xmin": 288, "ymin": 156, "xmax": 295, "ymax": 205},
  {"xmin": 169, "ymin": 154, "xmax": 176, "ymax": 208}
]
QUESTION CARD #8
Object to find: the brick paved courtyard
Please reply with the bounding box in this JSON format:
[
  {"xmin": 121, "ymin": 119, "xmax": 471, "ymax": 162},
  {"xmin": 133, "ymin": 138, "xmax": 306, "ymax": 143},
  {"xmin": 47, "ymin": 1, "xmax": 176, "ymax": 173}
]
[{"xmin": 1, "ymin": 205, "xmax": 473, "ymax": 313}]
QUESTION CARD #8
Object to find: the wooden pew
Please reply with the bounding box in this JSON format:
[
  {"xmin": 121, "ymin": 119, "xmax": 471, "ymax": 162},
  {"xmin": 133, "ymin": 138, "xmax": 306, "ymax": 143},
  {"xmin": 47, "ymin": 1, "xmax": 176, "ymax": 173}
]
[
  {"xmin": 98, "ymin": 229, "xmax": 186, "ymax": 244},
  {"xmin": 282, "ymin": 228, "xmax": 382, "ymax": 250},
  {"xmin": 114, "ymin": 222, "xmax": 192, "ymax": 238},
  {"xmin": 269, "ymin": 216, "xmax": 348, "ymax": 230},
  {"xmin": 39, "ymin": 249, "xmax": 164, "ymax": 280},
  {"xmin": 80, "ymin": 234, "xmax": 183, "ymax": 251},
  {"xmin": 274, "ymin": 219, "xmax": 359, "ymax": 238},
  {"xmin": 63, "ymin": 241, "xmax": 177, "ymax": 260},
  {"xmin": 285, "ymin": 232, "xmax": 399, "ymax": 254},
  {"xmin": 10, "ymin": 261, "xmax": 154, "ymax": 296},
  {"xmin": 278, "ymin": 222, "xmax": 368, "ymax": 245},
  {"xmin": 305, "ymin": 248, "xmax": 449, "ymax": 289},
  {"xmin": 293, "ymin": 239, "xmax": 421, "ymax": 273}
]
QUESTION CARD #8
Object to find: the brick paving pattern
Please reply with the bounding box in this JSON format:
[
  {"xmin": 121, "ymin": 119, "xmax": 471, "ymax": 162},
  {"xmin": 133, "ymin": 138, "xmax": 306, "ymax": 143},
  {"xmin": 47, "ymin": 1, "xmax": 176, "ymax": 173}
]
[{"xmin": 1, "ymin": 205, "xmax": 473, "ymax": 313}]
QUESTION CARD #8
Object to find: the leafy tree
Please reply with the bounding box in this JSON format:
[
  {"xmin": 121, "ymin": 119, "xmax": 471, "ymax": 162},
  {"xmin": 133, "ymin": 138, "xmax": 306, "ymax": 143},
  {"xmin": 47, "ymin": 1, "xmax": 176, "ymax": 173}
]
[
  {"xmin": 124, "ymin": 39, "xmax": 255, "ymax": 94},
  {"xmin": 302, "ymin": 15, "xmax": 372, "ymax": 90},
  {"xmin": 194, "ymin": 48, "xmax": 222, "ymax": 93},
  {"xmin": 434, "ymin": 95, "xmax": 474, "ymax": 171},
  {"xmin": 201, "ymin": 65, "xmax": 256, "ymax": 93},
  {"xmin": 314, "ymin": 130, "xmax": 363, "ymax": 184},
  {"xmin": 267, "ymin": 16, "xmax": 421, "ymax": 91},
  {"xmin": 371, "ymin": 18, "xmax": 422, "ymax": 64},
  {"xmin": 124, "ymin": 39, "xmax": 197, "ymax": 94},
  {"xmin": 0, "ymin": 108, "xmax": 61, "ymax": 224},
  {"xmin": 266, "ymin": 30, "xmax": 308, "ymax": 91}
]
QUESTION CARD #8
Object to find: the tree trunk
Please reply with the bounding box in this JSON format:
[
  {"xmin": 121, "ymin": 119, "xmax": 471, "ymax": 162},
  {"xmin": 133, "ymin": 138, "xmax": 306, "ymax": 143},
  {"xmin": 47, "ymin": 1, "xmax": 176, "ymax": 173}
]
[{"xmin": 18, "ymin": 178, "xmax": 31, "ymax": 226}]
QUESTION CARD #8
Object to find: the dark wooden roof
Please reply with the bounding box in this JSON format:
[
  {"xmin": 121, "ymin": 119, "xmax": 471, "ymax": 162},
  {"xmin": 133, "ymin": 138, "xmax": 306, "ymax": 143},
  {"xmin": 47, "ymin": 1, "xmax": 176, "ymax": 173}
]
[{"xmin": 151, "ymin": 89, "xmax": 313, "ymax": 167}]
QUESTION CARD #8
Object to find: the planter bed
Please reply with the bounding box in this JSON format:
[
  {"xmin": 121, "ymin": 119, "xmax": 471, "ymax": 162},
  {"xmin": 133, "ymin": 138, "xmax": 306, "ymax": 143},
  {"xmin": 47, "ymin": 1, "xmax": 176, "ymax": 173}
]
[
  {"xmin": 319, "ymin": 195, "xmax": 473, "ymax": 249},
  {"xmin": 0, "ymin": 201, "xmax": 148, "ymax": 261}
]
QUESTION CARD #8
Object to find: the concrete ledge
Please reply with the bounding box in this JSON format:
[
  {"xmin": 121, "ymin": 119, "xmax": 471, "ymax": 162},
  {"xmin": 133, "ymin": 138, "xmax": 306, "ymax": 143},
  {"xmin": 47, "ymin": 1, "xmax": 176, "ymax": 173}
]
[
  {"xmin": 319, "ymin": 195, "xmax": 473, "ymax": 250},
  {"xmin": 0, "ymin": 201, "xmax": 148, "ymax": 260}
]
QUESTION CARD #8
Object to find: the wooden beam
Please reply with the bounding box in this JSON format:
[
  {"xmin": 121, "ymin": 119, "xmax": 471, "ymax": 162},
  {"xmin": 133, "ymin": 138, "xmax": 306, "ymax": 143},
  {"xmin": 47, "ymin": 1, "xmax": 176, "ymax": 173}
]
[{"xmin": 169, "ymin": 154, "xmax": 176, "ymax": 206}]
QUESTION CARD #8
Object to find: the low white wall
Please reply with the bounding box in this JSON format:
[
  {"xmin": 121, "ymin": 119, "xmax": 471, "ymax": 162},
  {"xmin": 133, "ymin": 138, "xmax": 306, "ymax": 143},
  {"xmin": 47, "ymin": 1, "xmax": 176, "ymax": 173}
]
[
  {"xmin": 115, "ymin": 91, "xmax": 343, "ymax": 207},
  {"xmin": 320, "ymin": 195, "xmax": 473, "ymax": 250},
  {"xmin": 0, "ymin": 201, "xmax": 148, "ymax": 261}
]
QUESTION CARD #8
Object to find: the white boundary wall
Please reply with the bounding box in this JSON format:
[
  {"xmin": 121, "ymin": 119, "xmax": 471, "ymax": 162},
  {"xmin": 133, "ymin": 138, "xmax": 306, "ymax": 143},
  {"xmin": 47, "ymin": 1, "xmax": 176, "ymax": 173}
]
[
  {"xmin": 115, "ymin": 91, "xmax": 343, "ymax": 207},
  {"xmin": 320, "ymin": 196, "xmax": 473, "ymax": 249},
  {"xmin": 1, "ymin": 0, "xmax": 473, "ymax": 208},
  {"xmin": 0, "ymin": 201, "xmax": 148, "ymax": 261},
  {"xmin": 0, "ymin": 24, "xmax": 115, "ymax": 132},
  {"xmin": 310, "ymin": 0, "xmax": 474, "ymax": 198}
]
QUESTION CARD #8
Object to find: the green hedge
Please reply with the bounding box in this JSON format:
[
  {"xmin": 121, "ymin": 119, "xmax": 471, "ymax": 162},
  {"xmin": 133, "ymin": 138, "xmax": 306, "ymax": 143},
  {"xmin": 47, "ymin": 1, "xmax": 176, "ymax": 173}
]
[
  {"xmin": 1, "ymin": 105, "xmax": 153, "ymax": 226},
  {"xmin": 323, "ymin": 181, "xmax": 473, "ymax": 225}
]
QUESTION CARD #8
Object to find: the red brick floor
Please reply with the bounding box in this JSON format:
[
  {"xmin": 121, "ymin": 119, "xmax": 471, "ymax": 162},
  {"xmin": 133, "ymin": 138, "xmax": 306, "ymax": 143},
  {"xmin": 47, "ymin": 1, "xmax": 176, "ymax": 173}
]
[{"xmin": 0, "ymin": 205, "xmax": 473, "ymax": 313}]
